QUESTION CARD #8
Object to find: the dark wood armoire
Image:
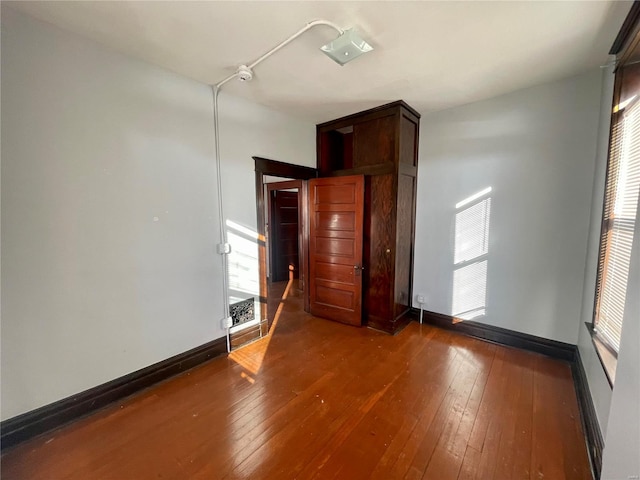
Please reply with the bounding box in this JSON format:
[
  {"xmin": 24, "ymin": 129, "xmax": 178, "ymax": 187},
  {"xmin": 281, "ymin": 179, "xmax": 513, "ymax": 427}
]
[{"xmin": 315, "ymin": 101, "xmax": 420, "ymax": 334}]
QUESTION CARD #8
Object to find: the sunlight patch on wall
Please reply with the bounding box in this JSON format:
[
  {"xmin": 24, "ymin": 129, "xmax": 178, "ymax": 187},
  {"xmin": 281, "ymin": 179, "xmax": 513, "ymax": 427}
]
[
  {"xmin": 453, "ymin": 260, "xmax": 488, "ymax": 320},
  {"xmin": 454, "ymin": 196, "xmax": 491, "ymax": 263},
  {"xmin": 452, "ymin": 188, "xmax": 492, "ymax": 320},
  {"xmin": 226, "ymin": 219, "xmax": 259, "ymax": 305}
]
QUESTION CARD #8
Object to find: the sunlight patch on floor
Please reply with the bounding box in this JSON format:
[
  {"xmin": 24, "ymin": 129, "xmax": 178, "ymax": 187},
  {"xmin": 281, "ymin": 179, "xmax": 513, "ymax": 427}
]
[{"xmin": 229, "ymin": 275, "xmax": 295, "ymax": 375}]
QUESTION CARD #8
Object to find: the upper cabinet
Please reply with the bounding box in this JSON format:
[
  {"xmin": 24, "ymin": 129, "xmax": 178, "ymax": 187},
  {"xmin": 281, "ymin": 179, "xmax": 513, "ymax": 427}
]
[
  {"xmin": 316, "ymin": 101, "xmax": 420, "ymax": 334},
  {"xmin": 317, "ymin": 100, "xmax": 419, "ymax": 176}
]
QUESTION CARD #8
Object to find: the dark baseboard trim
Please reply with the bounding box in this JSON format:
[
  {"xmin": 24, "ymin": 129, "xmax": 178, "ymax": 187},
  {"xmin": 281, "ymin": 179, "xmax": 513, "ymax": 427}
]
[
  {"xmin": 1, "ymin": 336, "xmax": 227, "ymax": 451},
  {"xmin": 411, "ymin": 309, "xmax": 576, "ymax": 361},
  {"xmin": 411, "ymin": 308, "xmax": 603, "ymax": 479},
  {"xmin": 572, "ymin": 349, "xmax": 604, "ymax": 480}
]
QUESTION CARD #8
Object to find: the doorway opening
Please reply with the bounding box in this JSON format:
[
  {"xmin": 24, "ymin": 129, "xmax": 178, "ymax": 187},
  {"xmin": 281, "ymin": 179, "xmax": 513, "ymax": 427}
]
[
  {"xmin": 254, "ymin": 157, "xmax": 317, "ymax": 337},
  {"xmin": 265, "ymin": 179, "xmax": 302, "ymax": 326},
  {"xmin": 267, "ymin": 181, "xmax": 300, "ymax": 282}
]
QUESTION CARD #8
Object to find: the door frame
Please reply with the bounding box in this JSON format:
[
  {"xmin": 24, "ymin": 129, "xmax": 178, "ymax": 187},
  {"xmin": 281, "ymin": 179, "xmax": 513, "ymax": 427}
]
[
  {"xmin": 254, "ymin": 157, "xmax": 317, "ymax": 331},
  {"xmin": 267, "ymin": 180, "xmax": 302, "ymax": 283}
]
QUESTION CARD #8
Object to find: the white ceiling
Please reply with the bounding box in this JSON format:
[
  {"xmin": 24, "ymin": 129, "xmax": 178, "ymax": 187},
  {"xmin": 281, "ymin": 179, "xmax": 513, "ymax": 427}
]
[{"xmin": 6, "ymin": 1, "xmax": 632, "ymax": 123}]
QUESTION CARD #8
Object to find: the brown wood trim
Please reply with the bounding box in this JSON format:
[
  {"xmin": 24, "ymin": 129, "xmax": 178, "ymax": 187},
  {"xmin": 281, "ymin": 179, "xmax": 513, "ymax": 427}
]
[
  {"xmin": 610, "ymin": 1, "xmax": 640, "ymax": 55},
  {"xmin": 256, "ymin": 168, "xmax": 268, "ymax": 328},
  {"xmin": 0, "ymin": 336, "xmax": 227, "ymax": 451},
  {"xmin": 412, "ymin": 309, "xmax": 576, "ymax": 361},
  {"xmin": 388, "ymin": 160, "xmax": 399, "ymax": 318},
  {"xmin": 318, "ymin": 110, "xmax": 396, "ymax": 133},
  {"xmin": 230, "ymin": 320, "xmax": 268, "ymax": 350},
  {"xmin": 572, "ymin": 348, "xmax": 604, "ymax": 480},
  {"xmin": 317, "ymin": 100, "xmax": 421, "ymax": 131},
  {"xmin": 301, "ymin": 180, "xmax": 310, "ymax": 313},
  {"xmin": 254, "ymin": 157, "xmax": 317, "ymax": 327},
  {"xmin": 266, "ymin": 180, "xmax": 302, "ymax": 192},
  {"xmin": 326, "ymin": 163, "xmax": 395, "ymax": 177},
  {"xmin": 367, "ymin": 313, "xmax": 412, "ymax": 335},
  {"xmin": 394, "ymin": 106, "xmax": 402, "ymax": 179},
  {"xmin": 254, "ymin": 157, "xmax": 317, "ymax": 179}
]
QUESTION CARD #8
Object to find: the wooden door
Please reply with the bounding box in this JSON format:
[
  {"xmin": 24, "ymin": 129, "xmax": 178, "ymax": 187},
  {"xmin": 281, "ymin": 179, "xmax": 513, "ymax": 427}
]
[
  {"xmin": 269, "ymin": 190, "xmax": 299, "ymax": 282},
  {"xmin": 308, "ymin": 175, "xmax": 364, "ymax": 326}
]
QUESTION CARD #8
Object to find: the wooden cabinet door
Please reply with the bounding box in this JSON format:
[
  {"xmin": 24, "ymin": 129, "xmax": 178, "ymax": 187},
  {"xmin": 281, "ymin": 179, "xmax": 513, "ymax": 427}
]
[
  {"xmin": 308, "ymin": 175, "xmax": 364, "ymax": 326},
  {"xmin": 353, "ymin": 115, "xmax": 396, "ymax": 168}
]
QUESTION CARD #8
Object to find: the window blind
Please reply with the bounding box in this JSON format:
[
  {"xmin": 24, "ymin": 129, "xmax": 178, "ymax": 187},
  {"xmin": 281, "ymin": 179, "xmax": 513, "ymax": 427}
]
[{"xmin": 594, "ymin": 97, "xmax": 640, "ymax": 353}]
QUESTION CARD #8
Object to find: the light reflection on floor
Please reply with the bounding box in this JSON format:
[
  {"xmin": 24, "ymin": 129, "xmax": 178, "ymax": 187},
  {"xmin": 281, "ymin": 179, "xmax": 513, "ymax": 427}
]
[
  {"xmin": 228, "ymin": 275, "xmax": 295, "ymax": 377},
  {"xmin": 225, "ymin": 275, "xmax": 298, "ymax": 471}
]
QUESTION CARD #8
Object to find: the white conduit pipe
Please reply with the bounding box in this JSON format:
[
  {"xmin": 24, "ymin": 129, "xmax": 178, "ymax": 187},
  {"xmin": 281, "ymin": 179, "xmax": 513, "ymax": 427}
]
[
  {"xmin": 211, "ymin": 85, "xmax": 231, "ymax": 354},
  {"xmin": 211, "ymin": 20, "xmax": 344, "ymax": 353},
  {"xmin": 247, "ymin": 20, "xmax": 343, "ymax": 70}
]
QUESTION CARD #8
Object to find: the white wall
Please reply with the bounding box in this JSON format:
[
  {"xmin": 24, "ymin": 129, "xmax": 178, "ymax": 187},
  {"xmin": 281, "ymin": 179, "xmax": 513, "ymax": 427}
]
[
  {"xmin": 600, "ymin": 208, "xmax": 640, "ymax": 479},
  {"xmin": 0, "ymin": 8, "xmax": 314, "ymax": 420},
  {"xmin": 577, "ymin": 64, "xmax": 616, "ymax": 434},
  {"xmin": 219, "ymin": 95, "xmax": 314, "ymax": 229},
  {"xmin": 413, "ymin": 71, "xmax": 602, "ymax": 344}
]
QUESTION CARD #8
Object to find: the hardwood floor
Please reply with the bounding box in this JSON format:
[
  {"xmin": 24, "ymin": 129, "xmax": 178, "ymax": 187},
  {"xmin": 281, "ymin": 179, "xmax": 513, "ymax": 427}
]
[{"xmin": 1, "ymin": 286, "xmax": 591, "ymax": 479}]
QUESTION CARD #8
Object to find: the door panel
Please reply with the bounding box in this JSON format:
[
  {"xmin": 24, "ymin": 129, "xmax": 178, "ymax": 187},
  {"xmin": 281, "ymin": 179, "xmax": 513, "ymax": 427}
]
[
  {"xmin": 309, "ymin": 175, "xmax": 364, "ymax": 326},
  {"xmin": 315, "ymin": 237, "xmax": 355, "ymax": 256},
  {"xmin": 315, "ymin": 263, "xmax": 354, "ymax": 283},
  {"xmin": 364, "ymin": 174, "xmax": 395, "ymax": 322},
  {"xmin": 315, "ymin": 184, "xmax": 356, "ymax": 204},
  {"xmin": 316, "ymin": 285, "xmax": 354, "ymax": 309},
  {"xmin": 353, "ymin": 115, "xmax": 396, "ymax": 168},
  {"xmin": 394, "ymin": 173, "xmax": 414, "ymax": 317},
  {"xmin": 315, "ymin": 211, "xmax": 356, "ymax": 231}
]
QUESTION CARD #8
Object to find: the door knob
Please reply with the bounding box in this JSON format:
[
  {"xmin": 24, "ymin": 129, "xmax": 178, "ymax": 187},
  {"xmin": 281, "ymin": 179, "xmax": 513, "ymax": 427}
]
[{"xmin": 354, "ymin": 264, "xmax": 365, "ymax": 276}]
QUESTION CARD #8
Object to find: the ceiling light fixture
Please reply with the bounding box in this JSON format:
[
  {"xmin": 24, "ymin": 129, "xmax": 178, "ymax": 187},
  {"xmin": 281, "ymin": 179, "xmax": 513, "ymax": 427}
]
[{"xmin": 321, "ymin": 28, "xmax": 373, "ymax": 66}]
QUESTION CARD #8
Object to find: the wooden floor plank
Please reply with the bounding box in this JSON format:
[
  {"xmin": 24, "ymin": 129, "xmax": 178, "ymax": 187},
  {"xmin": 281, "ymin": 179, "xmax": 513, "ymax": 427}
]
[
  {"xmin": 509, "ymin": 352, "xmax": 535, "ymax": 480},
  {"xmin": 420, "ymin": 338, "xmax": 496, "ymax": 480},
  {"xmin": 307, "ymin": 331, "xmax": 438, "ymax": 480},
  {"xmin": 379, "ymin": 351, "xmax": 464, "ymax": 479},
  {"xmin": 467, "ymin": 347, "xmax": 507, "ymax": 452},
  {"xmin": 1, "ymin": 291, "xmax": 592, "ymax": 480},
  {"xmin": 408, "ymin": 343, "xmax": 479, "ymax": 476},
  {"xmin": 368, "ymin": 329, "xmax": 461, "ymax": 480},
  {"xmin": 492, "ymin": 349, "xmax": 528, "ymax": 480},
  {"xmin": 457, "ymin": 445, "xmax": 482, "ymax": 480}
]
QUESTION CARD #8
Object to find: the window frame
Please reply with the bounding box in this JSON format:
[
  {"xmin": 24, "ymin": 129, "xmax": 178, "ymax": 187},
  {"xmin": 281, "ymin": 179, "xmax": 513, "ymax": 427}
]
[{"xmin": 591, "ymin": 10, "xmax": 640, "ymax": 386}]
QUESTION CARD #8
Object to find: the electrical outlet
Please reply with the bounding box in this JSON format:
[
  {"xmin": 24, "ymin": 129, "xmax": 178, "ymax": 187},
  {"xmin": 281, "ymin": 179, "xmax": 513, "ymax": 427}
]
[{"xmin": 416, "ymin": 294, "xmax": 425, "ymax": 304}]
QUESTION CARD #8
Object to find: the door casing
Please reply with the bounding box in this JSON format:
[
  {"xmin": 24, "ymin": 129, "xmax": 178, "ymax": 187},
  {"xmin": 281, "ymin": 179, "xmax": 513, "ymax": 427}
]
[{"xmin": 254, "ymin": 157, "xmax": 317, "ymax": 332}]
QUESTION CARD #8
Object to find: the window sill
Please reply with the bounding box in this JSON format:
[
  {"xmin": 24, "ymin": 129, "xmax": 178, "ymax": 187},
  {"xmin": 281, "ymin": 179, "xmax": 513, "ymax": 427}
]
[{"xmin": 585, "ymin": 322, "xmax": 616, "ymax": 388}]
